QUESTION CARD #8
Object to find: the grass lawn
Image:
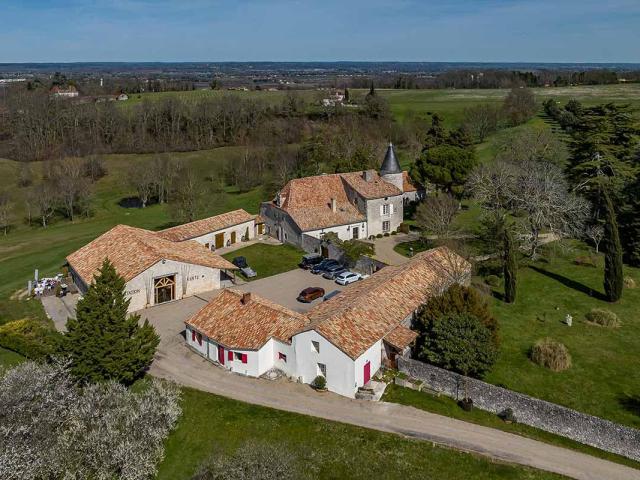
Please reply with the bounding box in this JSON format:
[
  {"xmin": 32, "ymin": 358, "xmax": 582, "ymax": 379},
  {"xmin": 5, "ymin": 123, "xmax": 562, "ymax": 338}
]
[
  {"xmin": 383, "ymin": 384, "xmax": 640, "ymax": 470},
  {"xmin": 481, "ymin": 243, "xmax": 640, "ymax": 429},
  {"xmin": 158, "ymin": 387, "xmax": 565, "ymax": 480},
  {"xmin": 222, "ymin": 243, "xmax": 305, "ymax": 281},
  {"xmin": 0, "ymin": 346, "xmax": 25, "ymax": 369}
]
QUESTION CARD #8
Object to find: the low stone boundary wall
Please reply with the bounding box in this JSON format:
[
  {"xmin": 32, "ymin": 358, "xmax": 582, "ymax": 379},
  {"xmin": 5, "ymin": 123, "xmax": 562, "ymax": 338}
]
[{"xmin": 398, "ymin": 357, "xmax": 640, "ymax": 461}]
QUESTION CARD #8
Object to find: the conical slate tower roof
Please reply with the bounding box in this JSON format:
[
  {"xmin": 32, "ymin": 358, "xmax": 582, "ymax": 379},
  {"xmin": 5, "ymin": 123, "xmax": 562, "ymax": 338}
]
[{"xmin": 380, "ymin": 142, "xmax": 401, "ymax": 175}]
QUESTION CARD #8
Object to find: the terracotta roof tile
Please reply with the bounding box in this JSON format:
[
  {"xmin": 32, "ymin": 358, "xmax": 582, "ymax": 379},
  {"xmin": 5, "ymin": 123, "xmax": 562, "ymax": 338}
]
[
  {"xmin": 66, "ymin": 224, "xmax": 236, "ymax": 285},
  {"xmin": 384, "ymin": 325, "xmax": 418, "ymax": 350},
  {"xmin": 305, "ymin": 247, "xmax": 471, "ymax": 359},
  {"xmin": 402, "ymin": 171, "xmax": 418, "ymax": 192},
  {"xmin": 340, "ymin": 171, "xmax": 402, "ymax": 199},
  {"xmin": 186, "ymin": 289, "xmax": 308, "ymax": 350},
  {"xmin": 157, "ymin": 209, "xmax": 255, "ymax": 242}
]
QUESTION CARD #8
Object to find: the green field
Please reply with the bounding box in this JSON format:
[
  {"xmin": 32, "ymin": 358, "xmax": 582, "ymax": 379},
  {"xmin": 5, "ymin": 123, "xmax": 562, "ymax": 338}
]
[{"xmin": 158, "ymin": 387, "xmax": 564, "ymax": 480}]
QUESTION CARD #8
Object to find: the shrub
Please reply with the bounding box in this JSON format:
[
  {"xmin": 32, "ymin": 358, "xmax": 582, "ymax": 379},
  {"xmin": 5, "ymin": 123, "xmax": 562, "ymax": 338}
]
[
  {"xmin": 485, "ymin": 274, "xmax": 501, "ymax": 287},
  {"xmin": 574, "ymin": 256, "xmax": 597, "ymax": 267},
  {"xmin": 312, "ymin": 375, "xmax": 326, "ymax": 390},
  {"xmin": 193, "ymin": 441, "xmax": 297, "ymax": 480},
  {"xmin": 530, "ymin": 338, "xmax": 571, "ymax": 372},
  {"xmin": 585, "ymin": 308, "xmax": 621, "ymax": 328},
  {"xmin": 624, "ymin": 276, "xmax": 636, "ymax": 289},
  {"xmin": 368, "ymin": 235, "xmax": 375, "ymax": 240},
  {"xmin": 376, "ymin": 233, "xmax": 383, "ymax": 239},
  {"xmin": 0, "ymin": 318, "xmax": 62, "ymax": 359},
  {"xmin": 391, "ymin": 231, "xmax": 398, "ymax": 235},
  {"xmin": 458, "ymin": 398, "xmax": 473, "ymax": 411},
  {"xmin": 498, "ymin": 408, "xmax": 517, "ymax": 423},
  {"xmin": 383, "ymin": 232, "xmax": 390, "ymax": 237},
  {"xmin": 476, "ymin": 259, "xmax": 502, "ymax": 278},
  {"xmin": 420, "ymin": 312, "xmax": 499, "ymax": 378}
]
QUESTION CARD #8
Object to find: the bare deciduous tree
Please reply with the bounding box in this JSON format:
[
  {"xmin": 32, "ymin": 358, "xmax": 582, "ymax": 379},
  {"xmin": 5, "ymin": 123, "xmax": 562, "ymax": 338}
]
[
  {"xmin": 415, "ymin": 193, "xmax": 459, "ymax": 238},
  {"xmin": 51, "ymin": 158, "xmax": 92, "ymax": 221},
  {"xmin": 584, "ymin": 223, "xmax": 604, "ymax": 253},
  {"xmin": 0, "ymin": 191, "xmax": 12, "ymax": 235},
  {"xmin": 170, "ymin": 164, "xmax": 205, "ymax": 223},
  {"xmin": 462, "ymin": 103, "xmax": 500, "ymax": 142},
  {"xmin": 128, "ymin": 160, "xmax": 155, "ymax": 208},
  {"xmin": 33, "ymin": 181, "xmax": 58, "ymax": 227}
]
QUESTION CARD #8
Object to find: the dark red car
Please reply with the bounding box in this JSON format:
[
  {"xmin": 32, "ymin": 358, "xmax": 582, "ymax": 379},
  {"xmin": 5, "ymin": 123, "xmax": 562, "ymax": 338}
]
[{"xmin": 297, "ymin": 287, "xmax": 325, "ymax": 303}]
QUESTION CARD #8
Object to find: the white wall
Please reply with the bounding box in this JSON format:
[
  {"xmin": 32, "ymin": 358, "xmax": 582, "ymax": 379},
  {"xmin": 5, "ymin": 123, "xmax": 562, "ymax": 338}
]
[
  {"xmin": 305, "ymin": 221, "xmax": 368, "ymax": 242},
  {"xmin": 189, "ymin": 220, "xmax": 256, "ymax": 250},
  {"xmin": 353, "ymin": 340, "xmax": 383, "ymax": 388},
  {"xmin": 292, "ymin": 330, "xmax": 357, "ymax": 398},
  {"xmin": 365, "ymin": 196, "xmax": 404, "ymax": 237},
  {"xmin": 126, "ymin": 259, "xmax": 221, "ymax": 312}
]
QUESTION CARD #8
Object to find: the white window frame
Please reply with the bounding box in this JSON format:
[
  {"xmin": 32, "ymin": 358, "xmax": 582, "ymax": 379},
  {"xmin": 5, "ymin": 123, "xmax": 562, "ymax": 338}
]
[
  {"xmin": 312, "ymin": 340, "xmax": 320, "ymax": 353},
  {"xmin": 382, "ymin": 220, "xmax": 390, "ymax": 233},
  {"xmin": 317, "ymin": 363, "xmax": 327, "ymax": 378},
  {"xmin": 382, "ymin": 204, "xmax": 390, "ymax": 216}
]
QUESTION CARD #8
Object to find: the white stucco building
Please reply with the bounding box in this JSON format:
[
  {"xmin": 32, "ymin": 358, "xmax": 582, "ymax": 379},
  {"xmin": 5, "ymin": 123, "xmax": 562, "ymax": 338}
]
[
  {"xmin": 157, "ymin": 209, "xmax": 264, "ymax": 251},
  {"xmin": 260, "ymin": 143, "xmax": 422, "ymax": 249},
  {"xmin": 66, "ymin": 224, "xmax": 237, "ymax": 312},
  {"xmin": 186, "ymin": 247, "xmax": 470, "ymax": 398}
]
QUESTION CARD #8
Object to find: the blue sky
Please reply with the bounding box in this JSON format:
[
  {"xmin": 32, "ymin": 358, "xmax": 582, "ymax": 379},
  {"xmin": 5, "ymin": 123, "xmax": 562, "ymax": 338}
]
[{"xmin": 1, "ymin": 0, "xmax": 639, "ymax": 63}]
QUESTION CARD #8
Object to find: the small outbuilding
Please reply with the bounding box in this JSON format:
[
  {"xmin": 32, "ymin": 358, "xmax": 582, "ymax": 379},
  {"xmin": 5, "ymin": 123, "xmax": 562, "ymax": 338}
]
[
  {"xmin": 157, "ymin": 209, "xmax": 260, "ymax": 251},
  {"xmin": 66, "ymin": 224, "xmax": 236, "ymax": 312}
]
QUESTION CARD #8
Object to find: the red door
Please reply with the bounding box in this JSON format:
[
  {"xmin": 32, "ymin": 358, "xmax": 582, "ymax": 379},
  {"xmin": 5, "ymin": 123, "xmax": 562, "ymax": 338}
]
[
  {"xmin": 363, "ymin": 361, "xmax": 371, "ymax": 385},
  {"xmin": 218, "ymin": 346, "xmax": 225, "ymax": 365}
]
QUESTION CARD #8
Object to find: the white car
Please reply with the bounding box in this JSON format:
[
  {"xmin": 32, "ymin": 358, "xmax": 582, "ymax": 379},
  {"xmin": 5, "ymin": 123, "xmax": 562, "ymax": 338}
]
[{"xmin": 335, "ymin": 271, "xmax": 362, "ymax": 285}]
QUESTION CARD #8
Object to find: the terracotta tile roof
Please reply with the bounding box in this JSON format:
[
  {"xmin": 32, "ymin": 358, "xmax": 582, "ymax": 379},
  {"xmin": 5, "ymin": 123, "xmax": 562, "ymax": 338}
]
[
  {"xmin": 275, "ymin": 174, "xmax": 365, "ymax": 231},
  {"xmin": 402, "ymin": 171, "xmax": 418, "ymax": 192},
  {"xmin": 304, "ymin": 247, "xmax": 471, "ymax": 359},
  {"xmin": 384, "ymin": 325, "xmax": 418, "ymax": 351},
  {"xmin": 340, "ymin": 171, "xmax": 402, "ymax": 199},
  {"xmin": 186, "ymin": 289, "xmax": 308, "ymax": 350},
  {"xmin": 66, "ymin": 224, "xmax": 236, "ymax": 285},
  {"xmin": 254, "ymin": 214, "xmax": 265, "ymax": 224},
  {"xmin": 157, "ymin": 209, "xmax": 255, "ymax": 242}
]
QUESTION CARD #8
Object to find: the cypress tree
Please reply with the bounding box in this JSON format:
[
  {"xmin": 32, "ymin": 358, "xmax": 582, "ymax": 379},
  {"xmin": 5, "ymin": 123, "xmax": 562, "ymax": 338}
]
[
  {"xmin": 64, "ymin": 258, "xmax": 160, "ymax": 384},
  {"xmin": 603, "ymin": 189, "xmax": 623, "ymax": 302},
  {"xmin": 503, "ymin": 225, "xmax": 517, "ymax": 304}
]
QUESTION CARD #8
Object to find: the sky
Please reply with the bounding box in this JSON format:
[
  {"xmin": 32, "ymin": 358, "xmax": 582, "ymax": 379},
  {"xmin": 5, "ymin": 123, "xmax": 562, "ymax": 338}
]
[{"xmin": 0, "ymin": 0, "xmax": 639, "ymax": 63}]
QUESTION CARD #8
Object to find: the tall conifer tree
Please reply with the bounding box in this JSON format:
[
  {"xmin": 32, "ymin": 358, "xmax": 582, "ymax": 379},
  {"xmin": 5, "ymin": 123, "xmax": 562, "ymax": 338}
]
[
  {"xmin": 503, "ymin": 225, "xmax": 517, "ymax": 304},
  {"xmin": 64, "ymin": 258, "xmax": 159, "ymax": 384},
  {"xmin": 603, "ymin": 189, "xmax": 623, "ymax": 302}
]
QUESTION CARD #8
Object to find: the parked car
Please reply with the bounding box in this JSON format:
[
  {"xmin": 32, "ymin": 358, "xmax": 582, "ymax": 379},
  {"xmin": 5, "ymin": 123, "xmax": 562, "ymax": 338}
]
[
  {"xmin": 232, "ymin": 256, "xmax": 248, "ymax": 268},
  {"xmin": 322, "ymin": 265, "xmax": 347, "ymax": 280},
  {"xmin": 299, "ymin": 253, "xmax": 323, "ymax": 270},
  {"xmin": 232, "ymin": 256, "xmax": 257, "ymax": 278},
  {"xmin": 323, "ymin": 290, "xmax": 341, "ymax": 301},
  {"xmin": 297, "ymin": 287, "xmax": 325, "ymax": 303},
  {"xmin": 335, "ymin": 271, "xmax": 362, "ymax": 285},
  {"xmin": 310, "ymin": 259, "xmax": 339, "ymax": 274}
]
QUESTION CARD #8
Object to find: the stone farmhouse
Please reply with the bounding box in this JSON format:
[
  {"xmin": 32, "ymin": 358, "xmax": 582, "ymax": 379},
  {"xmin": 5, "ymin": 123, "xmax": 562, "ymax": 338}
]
[
  {"xmin": 185, "ymin": 247, "xmax": 470, "ymax": 398},
  {"xmin": 260, "ymin": 143, "xmax": 422, "ymax": 249},
  {"xmin": 65, "ymin": 208, "xmax": 264, "ymax": 312}
]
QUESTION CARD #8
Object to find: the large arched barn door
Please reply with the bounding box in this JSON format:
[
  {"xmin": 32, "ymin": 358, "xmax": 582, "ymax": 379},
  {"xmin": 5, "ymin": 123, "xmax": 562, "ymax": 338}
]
[{"xmin": 154, "ymin": 275, "xmax": 175, "ymax": 304}]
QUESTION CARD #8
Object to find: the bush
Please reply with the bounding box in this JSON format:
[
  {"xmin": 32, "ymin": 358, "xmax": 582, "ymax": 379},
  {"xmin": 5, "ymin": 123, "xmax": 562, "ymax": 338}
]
[
  {"xmin": 312, "ymin": 375, "xmax": 326, "ymax": 390},
  {"xmin": 585, "ymin": 308, "xmax": 621, "ymax": 328},
  {"xmin": 376, "ymin": 234, "xmax": 383, "ymax": 239},
  {"xmin": 470, "ymin": 280, "xmax": 492, "ymax": 297},
  {"xmin": 391, "ymin": 231, "xmax": 398, "ymax": 235},
  {"xmin": 369, "ymin": 235, "xmax": 375, "ymax": 240},
  {"xmin": 530, "ymin": 338, "xmax": 571, "ymax": 372},
  {"xmin": 458, "ymin": 398, "xmax": 473, "ymax": 411},
  {"xmin": 0, "ymin": 318, "xmax": 62, "ymax": 359},
  {"xmin": 193, "ymin": 441, "xmax": 297, "ymax": 480},
  {"xmin": 485, "ymin": 274, "xmax": 501, "ymax": 287},
  {"xmin": 476, "ymin": 259, "xmax": 502, "ymax": 278},
  {"xmin": 574, "ymin": 256, "xmax": 597, "ymax": 267},
  {"xmin": 624, "ymin": 276, "xmax": 636, "ymax": 289},
  {"xmin": 498, "ymin": 408, "xmax": 517, "ymax": 423},
  {"xmin": 420, "ymin": 312, "xmax": 499, "ymax": 378},
  {"xmin": 384, "ymin": 232, "xmax": 390, "ymax": 237}
]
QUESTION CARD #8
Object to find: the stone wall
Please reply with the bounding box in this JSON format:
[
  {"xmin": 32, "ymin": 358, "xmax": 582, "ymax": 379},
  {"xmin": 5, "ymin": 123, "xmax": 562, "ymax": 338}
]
[{"xmin": 398, "ymin": 357, "xmax": 640, "ymax": 461}]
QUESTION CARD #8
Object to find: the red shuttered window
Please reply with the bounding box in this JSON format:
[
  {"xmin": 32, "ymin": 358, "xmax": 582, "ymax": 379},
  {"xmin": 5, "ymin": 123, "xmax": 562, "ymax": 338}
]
[
  {"xmin": 228, "ymin": 351, "xmax": 233, "ymax": 361},
  {"xmin": 241, "ymin": 353, "xmax": 248, "ymax": 364}
]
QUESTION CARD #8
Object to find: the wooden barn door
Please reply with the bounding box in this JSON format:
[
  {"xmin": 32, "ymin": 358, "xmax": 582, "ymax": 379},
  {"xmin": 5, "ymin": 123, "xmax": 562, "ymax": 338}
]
[
  {"xmin": 215, "ymin": 233, "xmax": 224, "ymax": 249},
  {"xmin": 217, "ymin": 345, "xmax": 225, "ymax": 365}
]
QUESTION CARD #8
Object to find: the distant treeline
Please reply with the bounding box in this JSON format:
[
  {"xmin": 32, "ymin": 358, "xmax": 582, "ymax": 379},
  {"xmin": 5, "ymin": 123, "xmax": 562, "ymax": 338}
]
[{"xmin": 346, "ymin": 69, "xmax": 640, "ymax": 90}]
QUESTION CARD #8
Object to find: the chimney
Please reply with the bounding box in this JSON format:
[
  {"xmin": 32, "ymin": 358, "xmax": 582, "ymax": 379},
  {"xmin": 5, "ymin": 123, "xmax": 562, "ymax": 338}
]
[
  {"xmin": 330, "ymin": 198, "xmax": 337, "ymax": 213},
  {"xmin": 363, "ymin": 169, "xmax": 375, "ymax": 182},
  {"xmin": 241, "ymin": 292, "xmax": 252, "ymax": 305}
]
